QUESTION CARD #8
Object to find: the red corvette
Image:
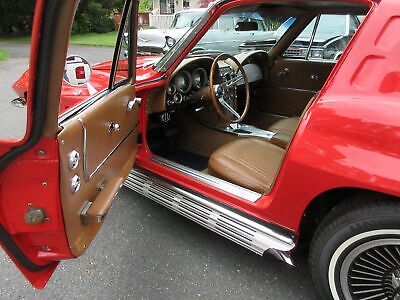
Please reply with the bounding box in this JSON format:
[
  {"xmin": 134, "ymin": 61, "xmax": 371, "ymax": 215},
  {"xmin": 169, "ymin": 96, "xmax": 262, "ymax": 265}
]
[{"xmin": 1, "ymin": 0, "xmax": 400, "ymax": 299}]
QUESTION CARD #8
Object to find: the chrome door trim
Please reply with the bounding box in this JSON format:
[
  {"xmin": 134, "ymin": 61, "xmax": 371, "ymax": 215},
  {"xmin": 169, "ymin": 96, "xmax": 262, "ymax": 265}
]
[
  {"xmin": 125, "ymin": 168, "xmax": 296, "ymax": 264},
  {"xmin": 150, "ymin": 155, "xmax": 262, "ymax": 202},
  {"xmin": 78, "ymin": 117, "xmax": 137, "ymax": 181}
]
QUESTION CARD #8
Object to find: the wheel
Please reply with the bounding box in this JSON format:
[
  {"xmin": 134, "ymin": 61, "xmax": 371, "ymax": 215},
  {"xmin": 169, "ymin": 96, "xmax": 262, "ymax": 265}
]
[
  {"xmin": 309, "ymin": 199, "xmax": 400, "ymax": 300},
  {"xmin": 209, "ymin": 53, "xmax": 250, "ymax": 123}
]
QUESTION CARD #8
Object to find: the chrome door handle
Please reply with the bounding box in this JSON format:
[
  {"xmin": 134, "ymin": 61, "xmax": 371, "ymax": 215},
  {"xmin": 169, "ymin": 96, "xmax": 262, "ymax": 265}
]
[{"xmin": 127, "ymin": 97, "xmax": 141, "ymax": 112}]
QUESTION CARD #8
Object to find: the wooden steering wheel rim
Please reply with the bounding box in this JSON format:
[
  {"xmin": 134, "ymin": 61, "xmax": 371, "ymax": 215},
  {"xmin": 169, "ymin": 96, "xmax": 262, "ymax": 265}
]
[{"xmin": 209, "ymin": 53, "xmax": 250, "ymax": 123}]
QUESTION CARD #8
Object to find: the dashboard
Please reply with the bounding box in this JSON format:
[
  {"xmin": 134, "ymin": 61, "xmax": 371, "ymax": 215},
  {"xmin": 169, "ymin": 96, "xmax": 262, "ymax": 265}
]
[
  {"xmin": 167, "ymin": 65, "xmax": 210, "ymax": 108},
  {"xmin": 165, "ymin": 51, "xmax": 268, "ymax": 111}
]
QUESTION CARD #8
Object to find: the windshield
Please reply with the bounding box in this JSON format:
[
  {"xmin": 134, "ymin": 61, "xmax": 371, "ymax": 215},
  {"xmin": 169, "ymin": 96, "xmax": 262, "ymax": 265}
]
[
  {"xmin": 171, "ymin": 12, "xmax": 204, "ymax": 29},
  {"xmin": 154, "ymin": 6, "xmax": 295, "ymax": 71},
  {"xmin": 188, "ymin": 10, "xmax": 293, "ymax": 56}
]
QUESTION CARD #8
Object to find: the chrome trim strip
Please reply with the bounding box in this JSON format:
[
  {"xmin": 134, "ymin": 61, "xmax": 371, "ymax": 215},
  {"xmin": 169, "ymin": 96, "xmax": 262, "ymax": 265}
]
[
  {"xmin": 77, "ymin": 118, "xmax": 88, "ymax": 180},
  {"xmin": 78, "ymin": 117, "xmax": 137, "ymax": 181},
  {"xmin": 273, "ymin": 86, "xmax": 318, "ymax": 94},
  {"xmin": 150, "ymin": 156, "xmax": 262, "ymax": 202},
  {"xmin": 134, "ymin": 74, "xmax": 166, "ymax": 88},
  {"xmin": 125, "ymin": 168, "xmax": 295, "ymax": 264},
  {"xmin": 305, "ymin": 14, "xmax": 321, "ymax": 61}
]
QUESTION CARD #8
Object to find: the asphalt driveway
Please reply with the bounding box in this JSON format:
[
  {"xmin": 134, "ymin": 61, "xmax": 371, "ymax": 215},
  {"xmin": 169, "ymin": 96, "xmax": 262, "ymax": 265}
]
[{"xmin": 0, "ymin": 44, "xmax": 316, "ymax": 299}]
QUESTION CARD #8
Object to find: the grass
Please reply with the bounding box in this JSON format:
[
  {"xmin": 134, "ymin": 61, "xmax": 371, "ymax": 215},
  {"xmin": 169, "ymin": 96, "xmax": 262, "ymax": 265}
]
[
  {"xmin": 0, "ymin": 31, "xmax": 118, "ymax": 47},
  {"xmin": 69, "ymin": 31, "xmax": 118, "ymax": 47},
  {"xmin": 0, "ymin": 49, "xmax": 9, "ymax": 62}
]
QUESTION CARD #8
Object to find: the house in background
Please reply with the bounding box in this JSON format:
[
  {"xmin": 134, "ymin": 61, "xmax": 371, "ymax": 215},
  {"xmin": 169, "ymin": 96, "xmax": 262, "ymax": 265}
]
[{"xmin": 150, "ymin": 0, "xmax": 211, "ymax": 28}]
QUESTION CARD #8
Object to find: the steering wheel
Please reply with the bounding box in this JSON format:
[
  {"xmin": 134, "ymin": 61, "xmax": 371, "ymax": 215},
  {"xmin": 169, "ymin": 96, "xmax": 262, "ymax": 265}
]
[{"xmin": 209, "ymin": 53, "xmax": 250, "ymax": 123}]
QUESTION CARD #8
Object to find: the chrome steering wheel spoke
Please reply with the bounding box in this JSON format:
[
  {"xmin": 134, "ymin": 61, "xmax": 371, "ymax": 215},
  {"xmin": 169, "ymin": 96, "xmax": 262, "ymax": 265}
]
[
  {"xmin": 218, "ymin": 96, "xmax": 241, "ymax": 119},
  {"xmin": 209, "ymin": 53, "xmax": 250, "ymax": 123}
]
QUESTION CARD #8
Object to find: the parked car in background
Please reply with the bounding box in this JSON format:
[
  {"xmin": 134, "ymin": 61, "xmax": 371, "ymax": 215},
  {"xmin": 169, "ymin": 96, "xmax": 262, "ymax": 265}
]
[
  {"xmin": 138, "ymin": 8, "xmax": 270, "ymax": 55},
  {"xmin": 240, "ymin": 14, "xmax": 361, "ymax": 61},
  {"xmin": 138, "ymin": 8, "xmax": 206, "ymax": 54}
]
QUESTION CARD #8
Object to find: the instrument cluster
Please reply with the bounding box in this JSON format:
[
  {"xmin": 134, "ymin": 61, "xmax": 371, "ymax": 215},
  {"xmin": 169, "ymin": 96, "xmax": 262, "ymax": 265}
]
[{"xmin": 166, "ymin": 67, "xmax": 208, "ymax": 108}]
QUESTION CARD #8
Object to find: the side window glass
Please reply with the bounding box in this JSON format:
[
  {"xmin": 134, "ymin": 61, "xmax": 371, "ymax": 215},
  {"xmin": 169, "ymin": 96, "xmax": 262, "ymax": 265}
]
[
  {"xmin": 60, "ymin": 1, "xmax": 129, "ymax": 114},
  {"xmin": 283, "ymin": 14, "xmax": 360, "ymax": 61},
  {"xmin": 0, "ymin": 2, "xmax": 35, "ymax": 141}
]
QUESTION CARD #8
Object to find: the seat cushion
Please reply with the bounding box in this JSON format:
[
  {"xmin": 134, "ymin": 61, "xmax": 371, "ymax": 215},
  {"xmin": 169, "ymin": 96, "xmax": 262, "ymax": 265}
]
[
  {"xmin": 268, "ymin": 117, "xmax": 300, "ymax": 136},
  {"xmin": 208, "ymin": 138, "xmax": 285, "ymax": 194}
]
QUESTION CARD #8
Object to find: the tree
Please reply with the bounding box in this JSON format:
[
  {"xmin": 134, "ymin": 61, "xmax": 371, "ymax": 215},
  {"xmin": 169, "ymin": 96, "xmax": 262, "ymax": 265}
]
[
  {"xmin": 139, "ymin": 0, "xmax": 152, "ymax": 13},
  {"xmin": 0, "ymin": 0, "xmax": 35, "ymax": 35},
  {"xmin": 72, "ymin": 0, "xmax": 126, "ymax": 34}
]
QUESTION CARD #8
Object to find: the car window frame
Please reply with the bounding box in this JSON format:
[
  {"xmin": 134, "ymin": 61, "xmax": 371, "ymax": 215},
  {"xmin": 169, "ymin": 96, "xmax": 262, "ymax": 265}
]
[
  {"xmin": 58, "ymin": 0, "xmax": 134, "ymax": 124},
  {"xmin": 109, "ymin": 0, "xmax": 134, "ymax": 90}
]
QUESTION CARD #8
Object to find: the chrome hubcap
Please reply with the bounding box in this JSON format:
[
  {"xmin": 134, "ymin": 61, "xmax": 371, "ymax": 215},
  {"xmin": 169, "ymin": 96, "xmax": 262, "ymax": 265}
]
[
  {"xmin": 391, "ymin": 270, "xmax": 400, "ymax": 300},
  {"xmin": 342, "ymin": 240, "xmax": 400, "ymax": 300}
]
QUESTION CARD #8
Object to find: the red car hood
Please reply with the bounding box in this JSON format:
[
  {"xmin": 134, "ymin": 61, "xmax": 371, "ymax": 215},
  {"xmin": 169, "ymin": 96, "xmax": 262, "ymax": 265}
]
[
  {"xmin": 93, "ymin": 55, "xmax": 160, "ymax": 71},
  {"xmin": 12, "ymin": 55, "xmax": 162, "ymax": 113}
]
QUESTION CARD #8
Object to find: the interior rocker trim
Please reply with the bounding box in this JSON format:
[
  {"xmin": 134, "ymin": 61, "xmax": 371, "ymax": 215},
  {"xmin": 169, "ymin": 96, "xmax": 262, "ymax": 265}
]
[
  {"xmin": 150, "ymin": 155, "xmax": 262, "ymax": 202},
  {"xmin": 125, "ymin": 168, "xmax": 295, "ymax": 264}
]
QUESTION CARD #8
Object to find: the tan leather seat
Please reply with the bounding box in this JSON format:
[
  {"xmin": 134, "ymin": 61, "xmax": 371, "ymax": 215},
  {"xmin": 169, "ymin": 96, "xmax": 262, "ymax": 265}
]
[
  {"xmin": 208, "ymin": 138, "xmax": 285, "ymax": 194},
  {"xmin": 268, "ymin": 117, "xmax": 300, "ymax": 137},
  {"xmin": 266, "ymin": 94, "xmax": 318, "ymax": 148}
]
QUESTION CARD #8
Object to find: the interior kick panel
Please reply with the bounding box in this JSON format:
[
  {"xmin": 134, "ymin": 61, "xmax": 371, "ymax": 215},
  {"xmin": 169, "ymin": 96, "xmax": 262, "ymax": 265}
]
[
  {"xmin": 259, "ymin": 58, "xmax": 335, "ymax": 116},
  {"xmin": 57, "ymin": 85, "xmax": 138, "ymax": 257}
]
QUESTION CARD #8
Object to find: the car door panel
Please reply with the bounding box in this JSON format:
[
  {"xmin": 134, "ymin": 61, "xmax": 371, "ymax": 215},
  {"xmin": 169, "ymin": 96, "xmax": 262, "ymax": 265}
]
[
  {"xmin": 259, "ymin": 58, "xmax": 335, "ymax": 116},
  {"xmin": 58, "ymin": 84, "xmax": 138, "ymax": 257},
  {"xmin": 0, "ymin": 0, "xmax": 138, "ymax": 287}
]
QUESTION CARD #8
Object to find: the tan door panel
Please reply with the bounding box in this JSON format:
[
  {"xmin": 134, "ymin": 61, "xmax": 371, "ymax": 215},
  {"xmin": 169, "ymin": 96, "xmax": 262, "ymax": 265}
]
[
  {"xmin": 57, "ymin": 84, "xmax": 138, "ymax": 257},
  {"xmin": 258, "ymin": 58, "xmax": 335, "ymax": 116}
]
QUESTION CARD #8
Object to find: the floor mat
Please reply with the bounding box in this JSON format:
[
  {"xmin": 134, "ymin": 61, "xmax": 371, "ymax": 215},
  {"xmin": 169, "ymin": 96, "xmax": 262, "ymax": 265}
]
[{"xmin": 159, "ymin": 150, "xmax": 209, "ymax": 171}]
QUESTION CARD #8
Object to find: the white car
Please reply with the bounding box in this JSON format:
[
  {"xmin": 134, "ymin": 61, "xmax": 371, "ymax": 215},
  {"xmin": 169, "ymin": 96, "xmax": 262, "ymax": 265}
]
[
  {"xmin": 138, "ymin": 8, "xmax": 270, "ymax": 55},
  {"xmin": 138, "ymin": 9, "xmax": 206, "ymax": 54}
]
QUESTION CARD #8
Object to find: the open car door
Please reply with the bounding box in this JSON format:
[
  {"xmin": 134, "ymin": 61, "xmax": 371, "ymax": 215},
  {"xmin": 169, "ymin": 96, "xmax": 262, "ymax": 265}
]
[{"xmin": 0, "ymin": 0, "xmax": 139, "ymax": 288}]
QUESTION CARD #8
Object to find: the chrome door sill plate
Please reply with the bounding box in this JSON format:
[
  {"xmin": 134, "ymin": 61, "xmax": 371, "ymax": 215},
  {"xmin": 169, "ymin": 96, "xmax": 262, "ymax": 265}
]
[
  {"xmin": 125, "ymin": 168, "xmax": 296, "ymax": 265},
  {"xmin": 150, "ymin": 155, "xmax": 261, "ymax": 203}
]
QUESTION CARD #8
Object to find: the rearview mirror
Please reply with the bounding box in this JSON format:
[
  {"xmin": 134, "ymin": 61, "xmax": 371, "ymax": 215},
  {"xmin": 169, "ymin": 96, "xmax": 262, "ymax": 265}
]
[
  {"xmin": 63, "ymin": 55, "xmax": 92, "ymax": 86},
  {"xmin": 166, "ymin": 36, "xmax": 176, "ymax": 48},
  {"xmin": 235, "ymin": 21, "xmax": 258, "ymax": 31}
]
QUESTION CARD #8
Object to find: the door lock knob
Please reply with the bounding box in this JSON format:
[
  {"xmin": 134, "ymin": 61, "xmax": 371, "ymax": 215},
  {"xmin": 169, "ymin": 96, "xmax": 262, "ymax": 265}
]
[{"xmin": 108, "ymin": 122, "xmax": 121, "ymax": 133}]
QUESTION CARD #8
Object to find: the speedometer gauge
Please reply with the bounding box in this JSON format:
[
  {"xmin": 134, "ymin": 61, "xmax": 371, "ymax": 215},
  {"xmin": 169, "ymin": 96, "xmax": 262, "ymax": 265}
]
[
  {"xmin": 174, "ymin": 70, "xmax": 192, "ymax": 94},
  {"xmin": 192, "ymin": 68, "xmax": 208, "ymax": 90}
]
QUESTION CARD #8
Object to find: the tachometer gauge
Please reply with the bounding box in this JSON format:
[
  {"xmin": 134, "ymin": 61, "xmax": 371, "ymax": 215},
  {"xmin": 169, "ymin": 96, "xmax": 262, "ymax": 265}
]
[
  {"xmin": 192, "ymin": 68, "xmax": 208, "ymax": 90},
  {"xmin": 174, "ymin": 70, "xmax": 192, "ymax": 94}
]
